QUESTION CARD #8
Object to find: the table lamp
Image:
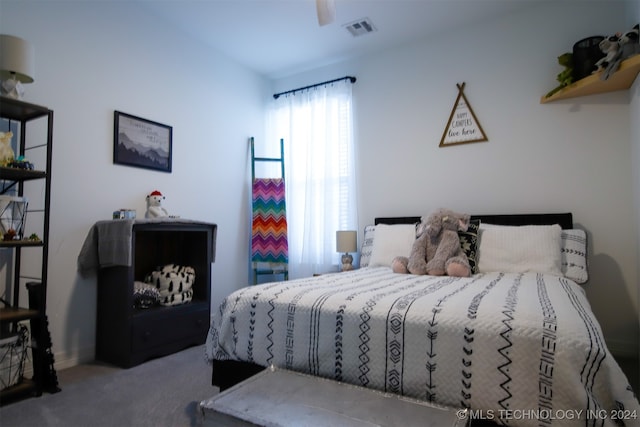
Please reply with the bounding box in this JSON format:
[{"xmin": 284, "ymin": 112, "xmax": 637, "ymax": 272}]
[
  {"xmin": 336, "ymin": 230, "xmax": 357, "ymax": 271},
  {"xmin": 0, "ymin": 34, "xmax": 35, "ymax": 100}
]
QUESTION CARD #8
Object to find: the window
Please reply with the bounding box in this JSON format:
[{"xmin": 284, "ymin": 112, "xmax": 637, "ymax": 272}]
[{"xmin": 267, "ymin": 79, "xmax": 357, "ymax": 277}]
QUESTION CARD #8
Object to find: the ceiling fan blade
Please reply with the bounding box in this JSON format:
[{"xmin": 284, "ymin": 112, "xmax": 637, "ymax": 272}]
[{"xmin": 316, "ymin": 0, "xmax": 336, "ymax": 26}]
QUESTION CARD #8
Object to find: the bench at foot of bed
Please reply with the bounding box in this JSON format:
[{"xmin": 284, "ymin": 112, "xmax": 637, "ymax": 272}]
[{"xmin": 201, "ymin": 365, "xmax": 469, "ymax": 427}]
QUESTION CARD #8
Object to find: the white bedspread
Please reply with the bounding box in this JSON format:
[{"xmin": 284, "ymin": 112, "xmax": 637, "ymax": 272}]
[{"xmin": 206, "ymin": 267, "xmax": 639, "ymax": 427}]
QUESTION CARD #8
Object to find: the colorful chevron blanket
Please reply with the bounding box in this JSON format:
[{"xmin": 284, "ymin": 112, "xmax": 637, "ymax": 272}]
[{"xmin": 251, "ymin": 178, "xmax": 288, "ymax": 264}]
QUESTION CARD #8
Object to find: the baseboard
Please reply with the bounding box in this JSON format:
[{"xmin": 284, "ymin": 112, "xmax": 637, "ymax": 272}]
[
  {"xmin": 21, "ymin": 345, "xmax": 94, "ymax": 378},
  {"xmin": 53, "ymin": 345, "xmax": 96, "ymax": 371}
]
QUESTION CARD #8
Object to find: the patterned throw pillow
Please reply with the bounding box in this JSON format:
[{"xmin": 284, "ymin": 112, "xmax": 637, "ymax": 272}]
[
  {"xmin": 359, "ymin": 225, "xmax": 376, "ymax": 268},
  {"xmin": 133, "ymin": 281, "xmax": 161, "ymax": 309},
  {"xmin": 144, "ymin": 264, "xmax": 196, "ymax": 306},
  {"xmin": 458, "ymin": 220, "xmax": 480, "ymax": 274},
  {"xmin": 561, "ymin": 229, "xmax": 588, "ymax": 284}
]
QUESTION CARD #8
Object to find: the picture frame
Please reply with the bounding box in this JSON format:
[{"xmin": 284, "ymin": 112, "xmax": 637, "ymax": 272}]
[
  {"xmin": 439, "ymin": 82, "xmax": 488, "ymax": 147},
  {"xmin": 113, "ymin": 111, "xmax": 172, "ymax": 173}
]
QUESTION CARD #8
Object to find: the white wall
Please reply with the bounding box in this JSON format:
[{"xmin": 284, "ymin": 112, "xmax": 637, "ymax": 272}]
[
  {"xmin": 3, "ymin": 0, "xmax": 638, "ymax": 371},
  {"xmin": 273, "ymin": 1, "xmax": 639, "ymax": 357},
  {"xmin": 1, "ymin": 1, "xmax": 268, "ymax": 368}
]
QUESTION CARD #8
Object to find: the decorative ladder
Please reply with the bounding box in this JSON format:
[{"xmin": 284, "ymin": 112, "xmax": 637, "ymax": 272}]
[{"xmin": 250, "ymin": 137, "xmax": 289, "ymax": 285}]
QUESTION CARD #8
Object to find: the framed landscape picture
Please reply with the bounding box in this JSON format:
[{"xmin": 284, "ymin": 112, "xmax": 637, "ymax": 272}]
[{"xmin": 113, "ymin": 111, "xmax": 172, "ymax": 173}]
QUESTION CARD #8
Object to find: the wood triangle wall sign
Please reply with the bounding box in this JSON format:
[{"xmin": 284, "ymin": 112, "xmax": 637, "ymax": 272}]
[{"xmin": 439, "ymin": 82, "xmax": 488, "ymax": 147}]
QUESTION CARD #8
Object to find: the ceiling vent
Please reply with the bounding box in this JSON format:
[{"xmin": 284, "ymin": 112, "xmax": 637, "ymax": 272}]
[{"xmin": 343, "ymin": 18, "xmax": 376, "ymax": 37}]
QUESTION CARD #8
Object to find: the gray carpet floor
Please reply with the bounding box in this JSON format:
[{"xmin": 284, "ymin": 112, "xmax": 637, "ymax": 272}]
[
  {"xmin": 0, "ymin": 345, "xmax": 219, "ymax": 427},
  {"xmin": 1, "ymin": 345, "xmax": 636, "ymax": 427}
]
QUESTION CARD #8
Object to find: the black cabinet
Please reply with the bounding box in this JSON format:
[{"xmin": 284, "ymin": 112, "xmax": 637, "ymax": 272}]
[
  {"xmin": 0, "ymin": 98, "xmax": 58, "ymax": 403},
  {"xmin": 95, "ymin": 221, "xmax": 216, "ymax": 368}
]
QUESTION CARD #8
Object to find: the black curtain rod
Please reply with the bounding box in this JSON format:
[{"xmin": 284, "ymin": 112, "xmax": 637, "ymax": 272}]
[{"xmin": 273, "ymin": 76, "xmax": 356, "ymax": 99}]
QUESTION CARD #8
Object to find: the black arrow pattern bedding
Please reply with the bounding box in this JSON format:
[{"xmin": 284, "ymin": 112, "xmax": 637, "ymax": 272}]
[{"xmin": 205, "ymin": 267, "xmax": 639, "ymax": 427}]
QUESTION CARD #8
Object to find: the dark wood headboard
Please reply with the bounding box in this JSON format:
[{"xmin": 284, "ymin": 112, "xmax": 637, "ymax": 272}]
[{"xmin": 375, "ymin": 213, "xmax": 573, "ymax": 229}]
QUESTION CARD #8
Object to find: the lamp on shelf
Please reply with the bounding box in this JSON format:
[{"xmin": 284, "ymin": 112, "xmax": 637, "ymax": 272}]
[
  {"xmin": 336, "ymin": 230, "xmax": 357, "ymax": 271},
  {"xmin": 0, "ymin": 34, "xmax": 35, "ymax": 100}
]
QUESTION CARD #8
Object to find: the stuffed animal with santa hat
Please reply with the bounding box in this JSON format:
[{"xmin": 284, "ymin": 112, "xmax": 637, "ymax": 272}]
[{"xmin": 145, "ymin": 190, "xmax": 169, "ymax": 218}]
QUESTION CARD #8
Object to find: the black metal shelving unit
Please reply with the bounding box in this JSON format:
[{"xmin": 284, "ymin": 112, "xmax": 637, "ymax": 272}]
[{"xmin": 0, "ymin": 97, "xmax": 59, "ymax": 404}]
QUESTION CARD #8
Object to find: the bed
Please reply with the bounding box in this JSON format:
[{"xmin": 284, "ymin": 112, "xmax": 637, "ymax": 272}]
[{"xmin": 205, "ymin": 213, "xmax": 639, "ymax": 427}]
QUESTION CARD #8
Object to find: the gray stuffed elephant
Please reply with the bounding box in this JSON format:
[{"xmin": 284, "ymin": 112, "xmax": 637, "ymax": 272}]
[{"xmin": 392, "ymin": 208, "xmax": 471, "ymax": 277}]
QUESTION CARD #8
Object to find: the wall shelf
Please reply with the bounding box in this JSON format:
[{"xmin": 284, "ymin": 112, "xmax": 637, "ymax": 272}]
[{"xmin": 540, "ymin": 54, "xmax": 640, "ymax": 103}]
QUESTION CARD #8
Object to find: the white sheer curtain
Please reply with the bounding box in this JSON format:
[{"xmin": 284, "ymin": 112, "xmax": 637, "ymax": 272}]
[{"xmin": 267, "ymin": 79, "xmax": 358, "ymax": 278}]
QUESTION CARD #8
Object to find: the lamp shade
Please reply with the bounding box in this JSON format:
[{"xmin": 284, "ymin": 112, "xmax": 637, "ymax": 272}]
[
  {"xmin": 0, "ymin": 34, "xmax": 35, "ymax": 83},
  {"xmin": 336, "ymin": 230, "xmax": 357, "ymax": 253}
]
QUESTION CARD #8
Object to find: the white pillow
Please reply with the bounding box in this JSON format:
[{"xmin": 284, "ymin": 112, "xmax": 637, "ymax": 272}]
[
  {"xmin": 368, "ymin": 224, "xmax": 417, "ymax": 267},
  {"xmin": 477, "ymin": 224, "xmax": 562, "ymax": 275}
]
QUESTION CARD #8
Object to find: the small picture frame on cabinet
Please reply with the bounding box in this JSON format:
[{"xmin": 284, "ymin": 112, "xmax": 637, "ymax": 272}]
[{"xmin": 113, "ymin": 111, "xmax": 172, "ymax": 173}]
